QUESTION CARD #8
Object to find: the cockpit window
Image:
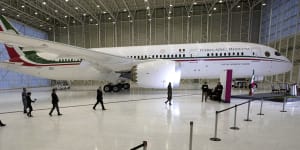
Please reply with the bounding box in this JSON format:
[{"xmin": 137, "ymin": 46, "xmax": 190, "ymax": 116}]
[
  {"xmin": 265, "ymin": 51, "xmax": 270, "ymax": 57},
  {"xmin": 275, "ymin": 51, "xmax": 281, "ymax": 56}
]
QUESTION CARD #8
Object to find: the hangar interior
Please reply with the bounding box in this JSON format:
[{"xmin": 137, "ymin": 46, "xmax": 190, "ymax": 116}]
[
  {"xmin": 0, "ymin": 0, "xmax": 299, "ymax": 90},
  {"xmin": 0, "ymin": 0, "xmax": 300, "ymax": 89}
]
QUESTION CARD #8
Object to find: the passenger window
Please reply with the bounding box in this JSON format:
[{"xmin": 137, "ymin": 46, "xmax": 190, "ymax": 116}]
[
  {"xmin": 145, "ymin": 55, "xmax": 147, "ymax": 59},
  {"xmin": 156, "ymin": 55, "xmax": 158, "ymax": 58},
  {"xmin": 211, "ymin": 53, "xmax": 214, "ymax": 56},
  {"xmin": 171, "ymin": 54, "xmax": 173, "ymax": 58},
  {"xmin": 183, "ymin": 54, "xmax": 185, "ymax": 57},
  {"xmin": 224, "ymin": 53, "xmax": 226, "ymax": 56},
  {"xmin": 141, "ymin": 56, "xmax": 143, "ymax": 59},
  {"xmin": 241, "ymin": 52, "xmax": 244, "ymax": 56},
  {"xmin": 175, "ymin": 54, "xmax": 177, "ymax": 58},
  {"xmin": 233, "ymin": 52, "xmax": 235, "ymax": 55},
  {"xmin": 179, "ymin": 54, "xmax": 182, "ymax": 57},
  {"xmin": 215, "ymin": 53, "xmax": 218, "ymax": 56},
  {"xmin": 275, "ymin": 51, "xmax": 281, "ymax": 56},
  {"xmin": 160, "ymin": 55, "xmax": 162, "ymax": 58},
  {"xmin": 167, "ymin": 55, "xmax": 170, "ymax": 58},
  {"xmin": 228, "ymin": 52, "xmax": 231, "ymax": 56},
  {"xmin": 163, "ymin": 55, "xmax": 166, "ymax": 58},
  {"xmin": 220, "ymin": 53, "xmax": 222, "ymax": 56},
  {"xmin": 137, "ymin": 56, "xmax": 140, "ymax": 59},
  {"xmin": 207, "ymin": 53, "xmax": 210, "ymax": 57},
  {"xmin": 237, "ymin": 52, "xmax": 239, "ymax": 56}
]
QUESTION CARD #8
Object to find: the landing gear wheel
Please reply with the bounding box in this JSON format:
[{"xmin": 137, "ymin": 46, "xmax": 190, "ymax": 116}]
[
  {"xmin": 103, "ymin": 84, "xmax": 112, "ymax": 92},
  {"xmin": 123, "ymin": 83, "xmax": 130, "ymax": 90},
  {"xmin": 112, "ymin": 85, "xmax": 120, "ymax": 92}
]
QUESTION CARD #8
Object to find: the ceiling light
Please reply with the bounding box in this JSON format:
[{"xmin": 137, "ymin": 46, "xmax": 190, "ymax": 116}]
[
  {"xmin": 128, "ymin": 15, "xmax": 131, "ymax": 18},
  {"xmin": 213, "ymin": 7, "xmax": 217, "ymax": 10},
  {"xmin": 46, "ymin": 17, "xmax": 50, "ymax": 20},
  {"xmin": 146, "ymin": 6, "xmax": 150, "ymax": 10},
  {"xmin": 169, "ymin": 4, "xmax": 173, "ymax": 7},
  {"xmin": 262, "ymin": 3, "xmax": 267, "ymax": 6},
  {"xmin": 34, "ymin": 12, "xmax": 38, "ymax": 15},
  {"xmin": 123, "ymin": 9, "xmax": 127, "ymax": 12},
  {"xmin": 97, "ymin": 5, "xmax": 100, "ymax": 8},
  {"xmin": 64, "ymin": 15, "xmax": 68, "ymax": 18},
  {"xmin": 148, "ymin": 18, "xmax": 152, "ymax": 21},
  {"xmin": 54, "ymin": 10, "xmax": 58, "ymax": 13},
  {"xmin": 95, "ymin": 23, "xmax": 98, "ymax": 26},
  {"xmin": 83, "ymin": 13, "xmax": 86, "ymax": 16},
  {"xmin": 237, "ymin": 5, "xmax": 241, "ymax": 8},
  {"xmin": 188, "ymin": 15, "xmax": 191, "ymax": 18},
  {"xmin": 130, "ymin": 20, "xmax": 133, "ymax": 23},
  {"xmin": 167, "ymin": 16, "xmax": 171, "ymax": 20},
  {"xmin": 65, "ymin": 0, "xmax": 69, "ymax": 2},
  {"xmin": 42, "ymin": 2, "xmax": 46, "ymax": 5},
  {"xmin": 63, "ymin": 26, "xmax": 67, "ymax": 29},
  {"xmin": 112, "ymin": 21, "xmax": 116, "ymax": 24},
  {"xmin": 21, "ymin": 5, "xmax": 25, "ymax": 8},
  {"xmin": 40, "ymin": 24, "xmax": 43, "ymax": 27},
  {"xmin": 168, "ymin": 11, "xmax": 172, "ymax": 14},
  {"xmin": 72, "ymin": 20, "xmax": 76, "ymax": 23},
  {"xmin": 208, "ymin": 14, "xmax": 212, "ymax": 16},
  {"xmin": 219, "ymin": 0, "xmax": 223, "ymax": 3},
  {"xmin": 102, "ymin": 11, "xmax": 107, "ymax": 14},
  {"xmin": 108, "ymin": 17, "xmax": 111, "ymax": 20},
  {"xmin": 144, "ymin": 0, "xmax": 148, "ymax": 2},
  {"xmin": 49, "ymin": 27, "xmax": 52, "ymax": 30},
  {"xmin": 193, "ymin": 2, "xmax": 197, "ymax": 5},
  {"xmin": 75, "ymin": 7, "xmax": 79, "ymax": 10},
  {"xmin": 90, "ymin": 19, "xmax": 93, "ymax": 22},
  {"xmin": 17, "ymin": 14, "xmax": 20, "ymax": 17}
]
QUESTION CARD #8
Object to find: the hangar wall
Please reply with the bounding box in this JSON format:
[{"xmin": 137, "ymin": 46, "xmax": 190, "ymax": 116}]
[
  {"xmin": 49, "ymin": 5, "xmax": 261, "ymax": 48},
  {"xmin": 0, "ymin": 19, "xmax": 50, "ymax": 89},
  {"xmin": 260, "ymin": 0, "xmax": 300, "ymax": 85}
]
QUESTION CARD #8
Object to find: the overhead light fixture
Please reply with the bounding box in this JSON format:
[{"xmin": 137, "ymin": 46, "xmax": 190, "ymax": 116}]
[
  {"xmin": 54, "ymin": 10, "xmax": 58, "ymax": 13},
  {"xmin": 42, "ymin": 2, "xmax": 46, "ymax": 5},
  {"xmin": 75, "ymin": 7, "xmax": 79, "ymax": 10},
  {"xmin": 213, "ymin": 7, "xmax": 217, "ymax": 10},
  {"xmin": 146, "ymin": 6, "xmax": 150, "ymax": 10},
  {"xmin": 147, "ymin": 13, "xmax": 151, "ymax": 16},
  {"xmin": 65, "ymin": 0, "xmax": 69, "ymax": 2},
  {"xmin": 262, "ymin": 3, "xmax": 267, "ymax": 6},
  {"xmin": 49, "ymin": 27, "xmax": 52, "ymax": 30},
  {"xmin": 188, "ymin": 15, "xmax": 191, "ymax": 18},
  {"xmin": 40, "ymin": 24, "xmax": 43, "ymax": 27},
  {"xmin": 123, "ymin": 9, "xmax": 127, "ymax": 12},
  {"xmin": 72, "ymin": 20, "xmax": 76, "ymax": 23},
  {"xmin": 108, "ymin": 17, "xmax": 111, "ymax": 20},
  {"xmin": 219, "ymin": 0, "xmax": 223, "ymax": 3},
  {"xmin": 95, "ymin": 23, "xmax": 98, "ymax": 26},
  {"xmin": 90, "ymin": 18, "xmax": 93, "ymax": 22},
  {"xmin": 46, "ymin": 17, "xmax": 50, "ymax": 20},
  {"xmin": 237, "ymin": 5, "xmax": 241, "ymax": 8},
  {"xmin": 169, "ymin": 4, "xmax": 173, "ymax": 7},
  {"xmin": 1, "ymin": 8, "xmax": 5, "ymax": 11},
  {"xmin": 34, "ymin": 12, "xmax": 38, "ymax": 15},
  {"xmin": 128, "ymin": 15, "xmax": 131, "ymax": 18},
  {"xmin": 167, "ymin": 16, "xmax": 171, "ymax": 20},
  {"xmin": 208, "ymin": 14, "xmax": 212, "ymax": 16},
  {"xmin": 63, "ymin": 26, "xmax": 67, "ymax": 29},
  {"xmin": 83, "ymin": 13, "xmax": 86, "ymax": 16},
  {"xmin": 102, "ymin": 11, "xmax": 107, "ymax": 14},
  {"xmin": 144, "ymin": 0, "xmax": 148, "ymax": 2},
  {"xmin": 193, "ymin": 2, "xmax": 197, "ymax": 5},
  {"xmin": 97, "ymin": 5, "xmax": 100, "ymax": 8},
  {"xmin": 21, "ymin": 5, "xmax": 25, "ymax": 8},
  {"xmin": 64, "ymin": 15, "xmax": 68, "ymax": 18},
  {"xmin": 148, "ymin": 18, "xmax": 151, "ymax": 21},
  {"xmin": 168, "ymin": 11, "xmax": 172, "ymax": 14},
  {"xmin": 112, "ymin": 21, "xmax": 116, "ymax": 24},
  {"xmin": 17, "ymin": 14, "xmax": 20, "ymax": 17}
]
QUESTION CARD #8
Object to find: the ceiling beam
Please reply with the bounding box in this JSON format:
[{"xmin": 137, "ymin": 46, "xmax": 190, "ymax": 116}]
[{"xmin": 95, "ymin": 0, "xmax": 117, "ymax": 21}]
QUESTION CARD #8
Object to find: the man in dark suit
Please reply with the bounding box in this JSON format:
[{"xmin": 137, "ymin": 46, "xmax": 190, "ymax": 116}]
[
  {"xmin": 26, "ymin": 92, "xmax": 36, "ymax": 117},
  {"xmin": 202, "ymin": 82, "xmax": 209, "ymax": 102},
  {"xmin": 49, "ymin": 88, "xmax": 62, "ymax": 116},
  {"xmin": 22, "ymin": 88, "xmax": 27, "ymax": 113},
  {"xmin": 0, "ymin": 120, "xmax": 6, "ymax": 127},
  {"xmin": 215, "ymin": 82, "xmax": 223, "ymax": 102},
  {"xmin": 164, "ymin": 82, "xmax": 172, "ymax": 105},
  {"xmin": 93, "ymin": 86, "xmax": 106, "ymax": 110}
]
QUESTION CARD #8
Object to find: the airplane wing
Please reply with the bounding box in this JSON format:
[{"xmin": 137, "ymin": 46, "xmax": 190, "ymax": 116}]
[{"xmin": 0, "ymin": 32, "xmax": 144, "ymax": 72}]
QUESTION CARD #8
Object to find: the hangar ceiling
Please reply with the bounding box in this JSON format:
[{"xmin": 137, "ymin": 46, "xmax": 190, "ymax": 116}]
[{"xmin": 0, "ymin": 0, "xmax": 265, "ymax": 32}]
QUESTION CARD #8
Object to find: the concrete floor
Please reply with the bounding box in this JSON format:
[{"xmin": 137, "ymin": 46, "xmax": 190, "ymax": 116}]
[{"xmin": 0, "ymin": 88, "xmax": 300, "ymax": 150}]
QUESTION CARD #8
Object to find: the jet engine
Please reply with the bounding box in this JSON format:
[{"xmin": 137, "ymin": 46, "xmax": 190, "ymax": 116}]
[{"xmin": 131, "ymin": 60, "xmax": 181, "ymax": 88}]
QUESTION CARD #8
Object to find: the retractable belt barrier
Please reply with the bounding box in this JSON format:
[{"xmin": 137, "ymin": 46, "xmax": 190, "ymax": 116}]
[
  {"xmin": 130, "ymin": 141, "xmax": 147, "ymax": 150},
  {"xmin": 210, "ymin": 99, "xmax": 258, "ymax": 141}
]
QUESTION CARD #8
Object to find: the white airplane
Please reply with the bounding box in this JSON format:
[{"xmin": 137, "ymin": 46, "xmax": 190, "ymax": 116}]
[{"xmin": 0, "ymin": 15, "xmax": 293, "ymax": 92}]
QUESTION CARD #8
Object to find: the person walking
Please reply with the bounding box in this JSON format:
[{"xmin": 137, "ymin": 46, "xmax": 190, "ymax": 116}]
[
  {"xmin": 93, "ymin": 86, "xmax": 106, "ymax": 110},
  {"xmin": 26, "ymin": 92, "xmax": 36, "ymax": 117},
  {"xmin": 22, "ymin": 88, "xmax": 27, "ymax": 113},
  {"xmin": 164, "ymin": 82, "xmax": 172, "ymax": 105},
  {"xmin": 0, "ymin": 120, "xmax": 6, "ymax": 127},
  {"xmin": 201, "ymin": 82, "xmax": 209, "ymax": 102},
  {"xmin": 49, "ymin": 88, "xmax": 62, "ymax": 116}
]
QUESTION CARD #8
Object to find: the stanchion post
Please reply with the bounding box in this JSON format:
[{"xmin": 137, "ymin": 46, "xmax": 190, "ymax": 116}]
[
  {"xmin": 143, "ymin": 141, "xmax": 147, "ymax": 150},
  {"xmin": 257, "ymin": 97, "xmax": 264, "ymax": 115},
  {"xmin": 189, "ymin": 121, "xmax": 193, "ymax": 150},
  {"xmin": 280, "ymin": 94, "xmax": 287, "ymax": 112},
  {"xmin": 244, "ymin": 100, "xmax": 252, "ymax": 121},
  {"xmin": 230, "ymin": 105, "xmax": 240, "ymax": 130},
  {"xmin": 210, "ymin": 111, "xmax": 221, "ymax": 141}
]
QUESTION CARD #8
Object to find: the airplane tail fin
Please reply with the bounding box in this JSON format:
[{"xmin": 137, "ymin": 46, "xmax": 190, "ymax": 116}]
[{"xmin": 0, "ymin": 15, "xmax": 24, "ymax": 62}]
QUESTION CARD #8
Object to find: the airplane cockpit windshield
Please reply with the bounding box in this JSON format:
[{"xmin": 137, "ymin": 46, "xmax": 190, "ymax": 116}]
[{"xmin": 275, "ymin": 51, "xmax": 281, "ymax": 56}]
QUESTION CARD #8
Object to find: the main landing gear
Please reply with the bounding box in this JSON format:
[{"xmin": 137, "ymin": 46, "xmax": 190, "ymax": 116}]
[{"xmin": 103, "ymin": 83, "xmax": 130, "ymax": 92}]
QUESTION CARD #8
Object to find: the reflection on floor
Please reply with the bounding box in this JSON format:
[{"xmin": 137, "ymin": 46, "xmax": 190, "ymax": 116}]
[{"xmin": 0, "ymin": 88, "xmax": 300, "ymax": 150}]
